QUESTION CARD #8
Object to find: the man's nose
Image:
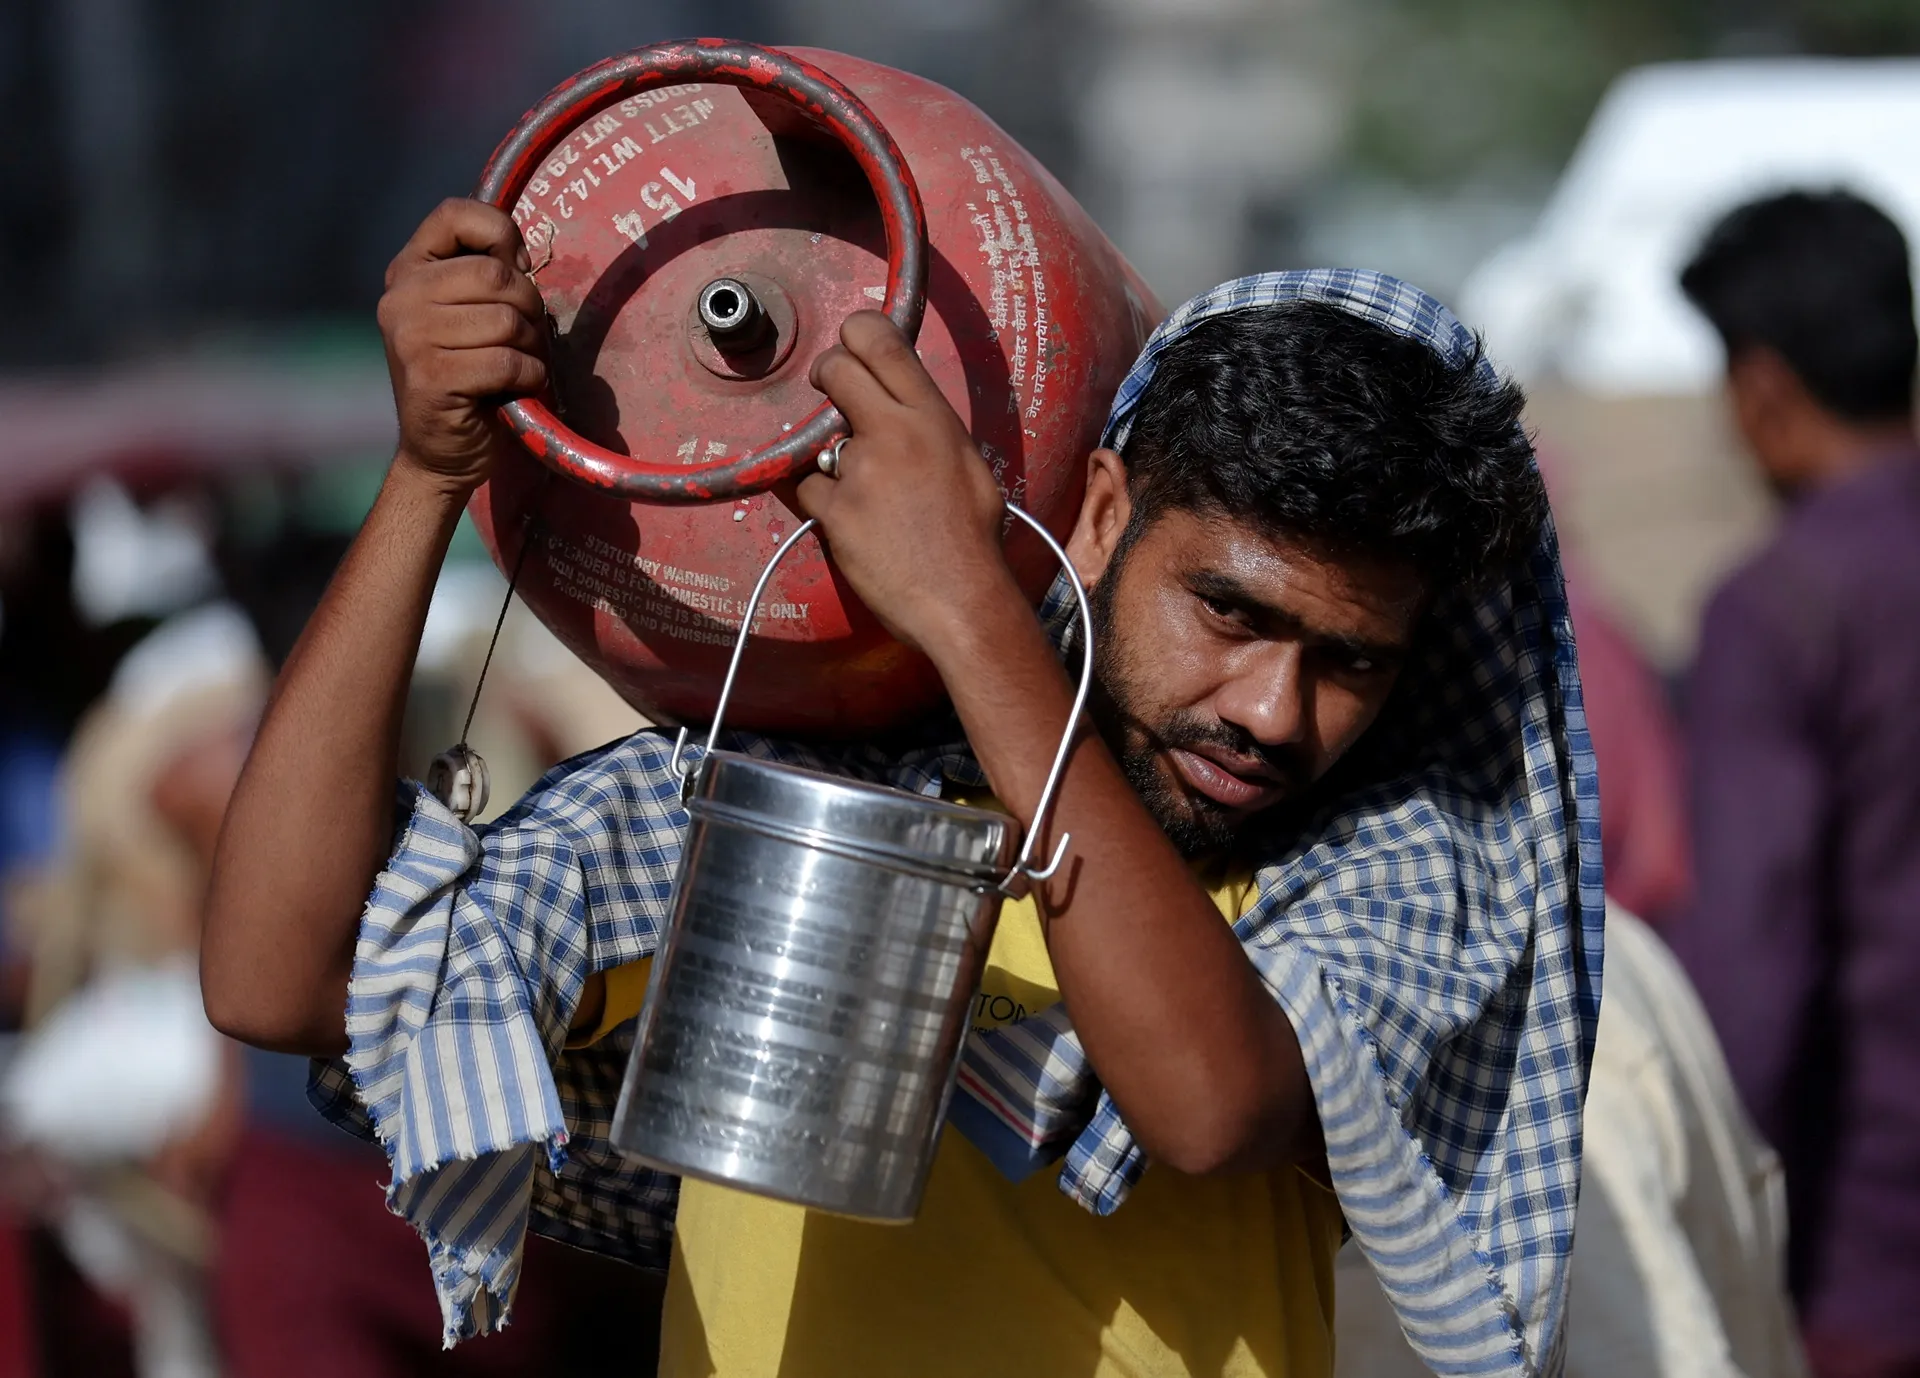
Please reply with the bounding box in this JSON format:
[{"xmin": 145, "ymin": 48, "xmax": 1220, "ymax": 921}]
[{"xmin": 1214, "ymin": 642, "xmax": 1308, "ymax": 749}]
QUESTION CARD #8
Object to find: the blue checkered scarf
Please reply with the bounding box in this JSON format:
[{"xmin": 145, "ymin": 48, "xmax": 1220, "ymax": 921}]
[{"xmin": 313, "ymin": 269, "xmax": 1602, "ymax": 1376}]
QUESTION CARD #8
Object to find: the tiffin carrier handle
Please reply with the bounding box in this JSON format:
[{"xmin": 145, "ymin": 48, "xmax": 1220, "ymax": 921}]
[{"xmin": 669, "ymin": 505, "xmax": 1094, "ymax": 894}]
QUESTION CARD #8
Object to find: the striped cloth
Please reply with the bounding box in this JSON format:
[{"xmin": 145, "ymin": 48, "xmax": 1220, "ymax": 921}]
[{"xmin": 313, "ymin": 269, "xmax": 1603, "ymax": 1375}]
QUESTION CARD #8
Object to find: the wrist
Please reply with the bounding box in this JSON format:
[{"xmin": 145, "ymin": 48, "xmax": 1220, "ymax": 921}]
[
  {"xmin": 386, "ymin": 449, "xmax": 484, "ymax": 511},
  {"xmin": 918, "ymin": 565, "xmax": 1043, "ymax": 676},
  {"xmin": 377, "ymin": 451, "xmax": 480, "ymax": 556}
]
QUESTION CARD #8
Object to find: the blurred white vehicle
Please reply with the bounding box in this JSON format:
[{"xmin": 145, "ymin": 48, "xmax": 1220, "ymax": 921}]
[{"xmin": 1463, "ymin": 59, "xmax": 1920, "ymax": 395}]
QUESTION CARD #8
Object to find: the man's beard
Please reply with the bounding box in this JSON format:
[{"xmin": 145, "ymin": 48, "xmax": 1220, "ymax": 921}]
[{"xmin": 1086, "ymin": 561, "xmax": 1305, "ymax": 859}]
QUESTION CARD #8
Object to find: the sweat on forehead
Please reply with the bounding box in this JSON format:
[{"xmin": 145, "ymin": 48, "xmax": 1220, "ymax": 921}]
[{"xmin": 1105, "ymin": 290, "xmax": 1544, "ymax": 595}]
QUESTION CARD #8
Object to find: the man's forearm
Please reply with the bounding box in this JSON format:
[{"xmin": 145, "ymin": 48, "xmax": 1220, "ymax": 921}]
[
  {"xmin": 202, "ymin": 458, "xmax": 470, "ymax": 1054},
  {"xmin": 924, "ymin": 580, "xmax": 1316, "ymax": 1174}
]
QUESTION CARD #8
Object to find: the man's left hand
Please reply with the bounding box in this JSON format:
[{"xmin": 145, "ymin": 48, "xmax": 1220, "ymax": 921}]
[{"xmin": 795, "ymin": 312, "xmax": 1022, "ymax": 656}]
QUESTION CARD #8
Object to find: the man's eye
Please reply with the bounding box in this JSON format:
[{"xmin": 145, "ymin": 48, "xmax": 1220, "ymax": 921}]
[
  {"xmin": 1336, "ymin": 650, "xmax": 1394, "ymax": 676},
  {"xmin": 1198, "ymin": 593, "xmax": 1239, "ymax": 620}
]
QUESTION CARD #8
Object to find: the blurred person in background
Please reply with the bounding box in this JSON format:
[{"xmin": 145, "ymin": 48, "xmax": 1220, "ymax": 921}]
[
  {"xmin": 0, "ymin": 509, "xmax": 158, "ymax": 1026},
  {"xmin": 1535, "ymin": 445, "xmax": 1693, "ymax": 928},
  {"xmin": 1672, "ymin": 189, "xmax": 1920, "ymax": 1378},
  {"xmin": 204, "ymin": 483, "xmax": 656, "ymax": 1378},
  {"xmin": 0, "ymin": 601, "xmax": 266, "ymax": 1378},
  {"xmin": 1561, "ymin": 587, "xmax": 1691, "ymax": 923},
  {"xmin": 0, "ymin": 474, "xmax": 653, "ymax": 1377}
]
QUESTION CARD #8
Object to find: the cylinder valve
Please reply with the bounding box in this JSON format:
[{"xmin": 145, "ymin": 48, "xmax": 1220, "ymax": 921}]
[{"xmin": 698, "ymin": 277, "xmax": 767, "ymax": 347}]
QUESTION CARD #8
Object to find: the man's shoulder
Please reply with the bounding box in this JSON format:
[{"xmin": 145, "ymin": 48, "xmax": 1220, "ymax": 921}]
[
  {"xmin": 480, "ymin": 729, "xmax": 683, "ymax": 841},
  {"xmin": 1763, "ymin": 452, "xmax": 1920, "ymax": 592},
  {"xmin": 543, "ymin": 728, "xmax": 678, "ymax": 793},
  {"xmin": 1703, "ymin": 522, "xmax": 1836, "ymax": 660},
  {"xmin": 1708, "ymin": 458, "xmax": 1920, "ymax": 654}
]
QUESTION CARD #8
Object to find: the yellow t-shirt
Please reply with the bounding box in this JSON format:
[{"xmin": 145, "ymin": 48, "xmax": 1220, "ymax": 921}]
[{"xmin": 594, "ymin": 857, "xmax": 1341, "ymax": 1378}]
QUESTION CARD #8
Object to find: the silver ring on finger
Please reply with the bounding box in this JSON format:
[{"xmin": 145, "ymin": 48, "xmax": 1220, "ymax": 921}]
[{"xmin": 816, "ymin": 437, "xmax": 848, "ymax": 479}]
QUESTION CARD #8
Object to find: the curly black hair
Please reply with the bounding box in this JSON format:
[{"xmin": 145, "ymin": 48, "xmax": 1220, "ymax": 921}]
[{"xmin": 1117, "ymin": 300, "xmax": 1545, "ymax": 592}]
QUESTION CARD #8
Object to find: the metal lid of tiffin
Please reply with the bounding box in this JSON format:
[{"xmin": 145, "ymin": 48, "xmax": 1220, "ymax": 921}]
[{"xmin": 688, "ymin": 753, "xmax": 1019, "ymax": 888}]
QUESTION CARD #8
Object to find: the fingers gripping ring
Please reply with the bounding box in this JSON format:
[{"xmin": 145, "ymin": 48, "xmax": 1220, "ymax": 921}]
[{"xmin": 816, "ymin": 438, "xmax": 847, "ymax": 479}]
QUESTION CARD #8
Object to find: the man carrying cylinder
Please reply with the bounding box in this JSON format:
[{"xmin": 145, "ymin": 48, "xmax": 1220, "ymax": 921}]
[{"xmin": 202, "ymin": 199, "xmax": 1599, "ymax": 1378}]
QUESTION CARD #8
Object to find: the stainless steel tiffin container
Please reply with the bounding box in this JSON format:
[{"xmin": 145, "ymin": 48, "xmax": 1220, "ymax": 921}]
[{"xmin": 609, "ymin": 507, "xmax": 1092, "ymax": 1220}]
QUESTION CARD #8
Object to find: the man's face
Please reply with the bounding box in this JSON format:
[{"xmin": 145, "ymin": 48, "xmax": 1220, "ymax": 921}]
[{"xmin": 1081, "ymin": 502, "xmax": 1426, "ymax": 857}]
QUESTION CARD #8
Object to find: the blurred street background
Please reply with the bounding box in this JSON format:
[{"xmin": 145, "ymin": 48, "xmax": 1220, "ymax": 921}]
[
  {"xmin": 3, "ymin": 1, "xmax": 1919, "ymax": 1375},
  {"xmin": 8, "ymin": 0, "xmax": 1920, "ymax": 672}
]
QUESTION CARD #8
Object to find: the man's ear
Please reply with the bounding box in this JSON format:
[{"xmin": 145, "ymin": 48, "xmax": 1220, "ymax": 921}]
[
  {"xmin": 1726, "ymin": 346, "xmax": 1816, "ymax": 488},
  {"xmin": 1727, "ymin": 347, "xmax": 1792, "ymax": 433},
  {"xmin": 1066, "ymin": 448, "xmax": 1132, "ymax": 590}
]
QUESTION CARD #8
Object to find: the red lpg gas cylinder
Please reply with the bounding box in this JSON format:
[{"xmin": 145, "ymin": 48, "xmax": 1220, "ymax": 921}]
[{"xmin": 471, "ymin": 39, "xmax": 1159, "ymax": 733}]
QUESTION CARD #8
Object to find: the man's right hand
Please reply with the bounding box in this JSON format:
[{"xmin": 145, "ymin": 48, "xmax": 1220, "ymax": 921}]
[
  {"xmin": 202, "ymin": 199, "xmax": 551, "ymax": 1055},
  {"xmin": 378, "ymin": 198, "xmax": 549, "ymax": 495}
]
